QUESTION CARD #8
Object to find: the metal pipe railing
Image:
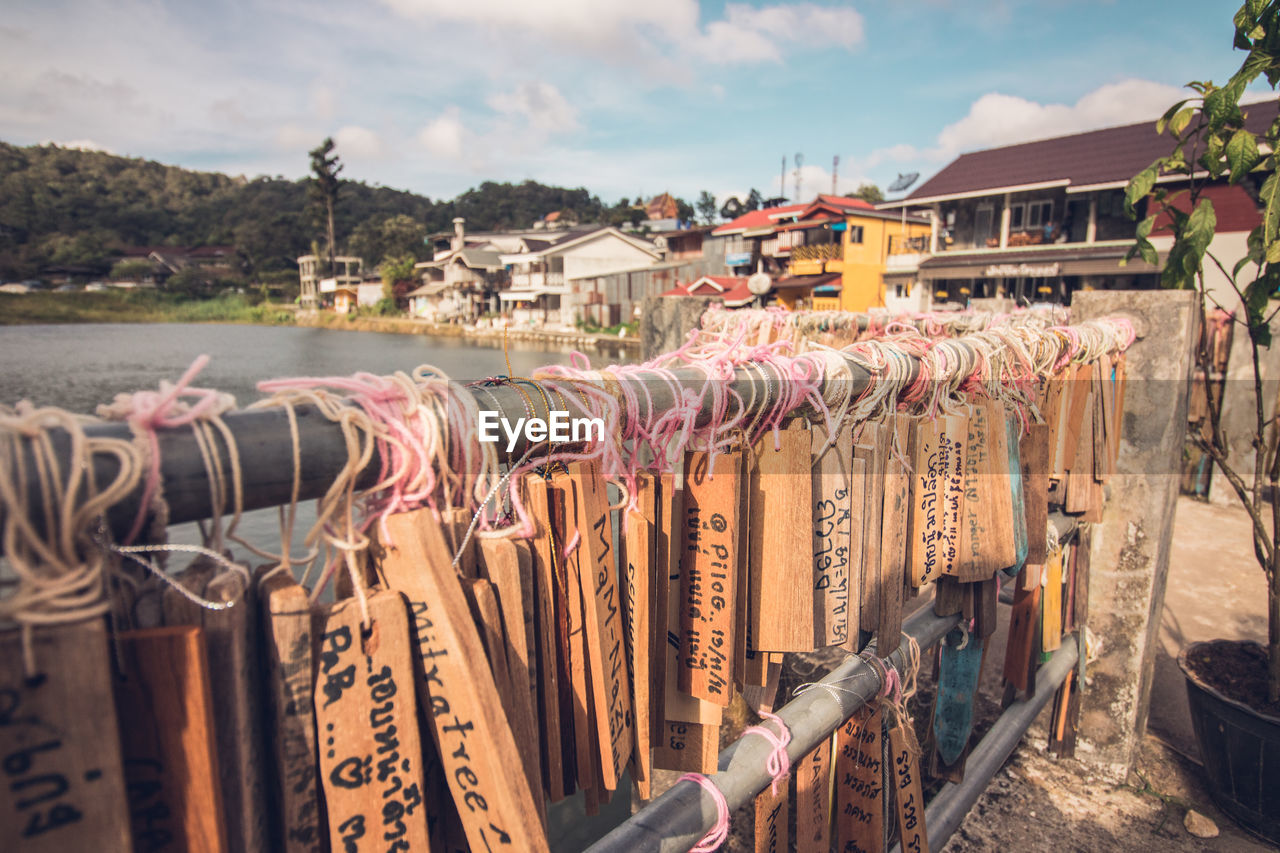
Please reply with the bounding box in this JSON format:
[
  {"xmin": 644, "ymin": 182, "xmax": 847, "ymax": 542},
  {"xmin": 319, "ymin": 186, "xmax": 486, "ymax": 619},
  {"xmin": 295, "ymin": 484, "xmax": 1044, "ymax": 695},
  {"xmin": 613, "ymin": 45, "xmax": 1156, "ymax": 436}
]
[{"xmin": 585, "ymin": 605, "xmax": 961, "ymax": 853}]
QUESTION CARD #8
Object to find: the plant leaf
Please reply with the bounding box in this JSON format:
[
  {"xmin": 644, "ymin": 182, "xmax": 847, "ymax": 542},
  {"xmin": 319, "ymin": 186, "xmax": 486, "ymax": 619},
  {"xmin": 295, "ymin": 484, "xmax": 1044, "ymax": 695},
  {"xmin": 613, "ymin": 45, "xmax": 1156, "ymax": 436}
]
[
  {"xmin": 1227, "ymin": 127, "xmax": 1262, "ymax": 183},
  {"xmin": 1125, "ymin": 165, "xmax": 1158, "ymax": 218}
]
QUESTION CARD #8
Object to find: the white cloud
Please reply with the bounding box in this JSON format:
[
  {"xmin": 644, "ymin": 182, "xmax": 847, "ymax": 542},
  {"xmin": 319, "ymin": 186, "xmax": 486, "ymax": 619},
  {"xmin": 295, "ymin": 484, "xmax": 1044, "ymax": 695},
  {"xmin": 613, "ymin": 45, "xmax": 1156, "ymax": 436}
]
[
  {"xmin": 310, "ymin": 84, "xmax": 337, "ymax": 121},
  {"xmin": 334, "ymin": 125, "xmax": 384, "ymax": 159},
  {"xmin": 933, "ymin": 78, "xmax": 1186, "ymax": 156},
  {"xmin": 42, "ymin": 138, "xmax": 113, "ymax": 153},
  {"xmin": 379, "ymin": 0, "xmax": 862, "ymax": 66},
  {"xmin": 418, "ymin": 108, "xmax": 465, "ymax": 160},
  {"xmin": 487, "ymin": 82, "xmax": 579, "ymax": 134}
]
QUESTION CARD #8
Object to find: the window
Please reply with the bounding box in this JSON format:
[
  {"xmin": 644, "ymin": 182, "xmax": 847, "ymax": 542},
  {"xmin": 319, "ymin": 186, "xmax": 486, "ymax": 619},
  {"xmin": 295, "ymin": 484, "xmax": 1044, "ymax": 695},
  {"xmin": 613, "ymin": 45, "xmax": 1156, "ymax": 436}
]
[
  {"xmin": 1009, "ymin": 205, "xmax": 1025, "ymax": 229},
  {"xmin": 1027, "ymin": 200, "xmax": 1053, "ymax": 228},
  {"xmin": 848, "ymin": 225, "xmax": 864, "ymax": 244}
]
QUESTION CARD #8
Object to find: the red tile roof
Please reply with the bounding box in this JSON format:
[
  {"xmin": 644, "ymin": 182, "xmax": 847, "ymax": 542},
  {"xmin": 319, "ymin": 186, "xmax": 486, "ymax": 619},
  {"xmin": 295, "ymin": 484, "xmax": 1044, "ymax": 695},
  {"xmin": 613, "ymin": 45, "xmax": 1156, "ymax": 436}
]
[
  {"xmin": 662, "ymin": 275, "xmax": 756, "ymax": 306},
  {"xmin": 902, "ymin": 100, "xmax": 1280, "ymax": 202},
  {"xmin": 712, "ymin": 195, "xmax": 875, "ymax": 236}
]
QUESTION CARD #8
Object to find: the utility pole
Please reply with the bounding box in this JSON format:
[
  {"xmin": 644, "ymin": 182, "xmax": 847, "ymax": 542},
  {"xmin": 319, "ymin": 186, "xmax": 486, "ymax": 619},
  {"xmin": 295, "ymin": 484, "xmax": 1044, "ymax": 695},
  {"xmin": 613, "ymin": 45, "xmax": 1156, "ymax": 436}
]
[
  {"xmin": 794, "ymin": 152, "xmax": 804, "ymax": 202},
  {"xmin": 832, "ymin": 155, "xmax": 839, "ymax": 195},
  {"xmin": 780, "ymin": 155, "xmax": 787, "ymax": 203}
]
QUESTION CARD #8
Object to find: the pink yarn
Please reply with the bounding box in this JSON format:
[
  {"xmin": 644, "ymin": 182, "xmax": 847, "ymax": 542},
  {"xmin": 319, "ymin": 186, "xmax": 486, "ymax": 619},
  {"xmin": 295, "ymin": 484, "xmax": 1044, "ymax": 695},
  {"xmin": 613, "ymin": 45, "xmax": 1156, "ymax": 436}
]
[
  {"xmin": 107, "ymin": 354, "xmax": 226, "ymax": 545},
  {"xmin": 678, "ymin": 773, "xmax": 730, "ymax": 853},
  {"xmin": 742, "ymin": 710, "xmax": 793, "ymax": 796}
]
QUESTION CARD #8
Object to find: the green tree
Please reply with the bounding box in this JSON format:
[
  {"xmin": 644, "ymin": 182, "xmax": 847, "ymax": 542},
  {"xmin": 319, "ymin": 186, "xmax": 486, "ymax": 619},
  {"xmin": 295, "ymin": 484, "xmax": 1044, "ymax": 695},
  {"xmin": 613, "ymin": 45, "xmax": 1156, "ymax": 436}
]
[
  {"xmin": 308, "ymin": 137, "xmax": 343, "ymax": 277},
  {"xmin": 744, "ymin": 188, "xmax": 763, "ymax": 211},
  {"xmin": 720, "ymin": 196, "xmax": 744, "ymax": 221},
  {"xmin": 853, "ymin": 183, "xmax": 884, "ymax": 204},
  {"xmin": 1123, "ymin": 0, "xmax": 1280, "ymax": 701},
  {"xmin": 695, "ymin": 190, "xmax": 718, "ymax": 225},
  {"xmin": 675, "ymin": 196, "xmax": 696, "ymax": 222},
  {"xmin": 109, "ymin": 258, "xmax": 155, "ymax": 281}
]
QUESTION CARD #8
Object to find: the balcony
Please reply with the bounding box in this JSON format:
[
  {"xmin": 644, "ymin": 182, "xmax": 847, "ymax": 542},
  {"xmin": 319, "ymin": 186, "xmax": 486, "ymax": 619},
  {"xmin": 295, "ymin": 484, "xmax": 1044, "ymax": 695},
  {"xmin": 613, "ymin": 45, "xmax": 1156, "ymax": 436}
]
[{"xmin": 791, "ymin": 243, "xmax": 842, "ymax": 262}]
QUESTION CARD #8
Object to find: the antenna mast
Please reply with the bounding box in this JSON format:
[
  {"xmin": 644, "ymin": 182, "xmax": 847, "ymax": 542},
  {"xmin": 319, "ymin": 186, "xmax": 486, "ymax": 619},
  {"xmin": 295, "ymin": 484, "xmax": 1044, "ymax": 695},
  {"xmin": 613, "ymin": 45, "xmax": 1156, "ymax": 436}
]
[
  {"xmin": 832, "ymin": 155, "xmax": 839, "ymax": 195},
  {"xmin": 794, "ymin": 152, "xmax": 804, "ymax": 202},
  {"xmin": 779, "ymin": 155, "xmax": 787, "ymax": 203}
]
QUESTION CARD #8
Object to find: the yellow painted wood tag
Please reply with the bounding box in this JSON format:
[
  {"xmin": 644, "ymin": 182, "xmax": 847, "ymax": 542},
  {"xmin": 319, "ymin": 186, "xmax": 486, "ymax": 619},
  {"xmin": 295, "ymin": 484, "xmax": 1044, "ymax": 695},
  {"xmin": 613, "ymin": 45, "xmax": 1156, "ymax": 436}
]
[
  {"xmin": 0, "ymin": 621, "xmax": 132, "ymax": 852},
  {"xmin": 112, "ymin": 626, "xmax": 226, "ymax": 853},
  {"xmin": 378, "ymin": 509, "xmax": 550, "ymax": 853},
  {"xmin": 678, "ymin": 450, "xmax": 741, "ymax": 704},
  {"xmin": 750, "ymin": 421, "xmax": 816, "ymax": 652},
  {"xmin": 256, "ymin": 571, "xmax": 322, "ymax": 853},
  {"xmin": 957, "ymin": 398, "xmax": 1016, "ymax": 581},
  {"xmin": 812, "ymin": 425, "xmax": 854, "ymax": 647},
  {"xmin": 793, "ymin": 737, "xmax": 832, "ymax": 853},
  {"xmin": 314, "ymin": 589, "xmax": 430, "ymax": 853},
  {"xmin": 834, "ymin": 705, "xmax": 883, "ymax": 853}
]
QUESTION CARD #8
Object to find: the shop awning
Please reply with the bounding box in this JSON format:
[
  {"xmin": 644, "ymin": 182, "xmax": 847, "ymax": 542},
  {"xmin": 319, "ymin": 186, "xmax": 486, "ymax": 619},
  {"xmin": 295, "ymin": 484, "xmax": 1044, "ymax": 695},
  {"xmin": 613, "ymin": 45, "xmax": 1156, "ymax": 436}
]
[
  {"xmin": 498, "ymin": 289, "xmax": 545, "ymax": 302},
  {"xmin": 916, "ymin": 245, "xmax": 1162, "ymax": 281},
  {"xmin": 773, "ymin": 273, "xmax": 842, "ymax": 291}
]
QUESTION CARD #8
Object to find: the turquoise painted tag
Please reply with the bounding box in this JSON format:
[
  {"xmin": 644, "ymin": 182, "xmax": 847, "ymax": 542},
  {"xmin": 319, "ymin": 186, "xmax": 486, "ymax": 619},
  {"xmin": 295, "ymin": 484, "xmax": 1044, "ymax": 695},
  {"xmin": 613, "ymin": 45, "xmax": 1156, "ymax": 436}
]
[
  {"xmin": 933, "ymin": 627, "xmax": 985, "ymax": 766},
  {"xmin": 1001, "ymin": 414, "xmax": 1028, "ymax": 579}
]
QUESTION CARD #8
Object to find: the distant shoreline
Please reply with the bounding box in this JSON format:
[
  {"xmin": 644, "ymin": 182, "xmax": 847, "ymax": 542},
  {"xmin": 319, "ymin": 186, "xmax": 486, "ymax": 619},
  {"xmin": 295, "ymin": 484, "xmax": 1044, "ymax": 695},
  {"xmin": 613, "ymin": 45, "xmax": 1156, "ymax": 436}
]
[{"xmin": 0, "ymin": 290, "xmax": 640, "ymax": 352}]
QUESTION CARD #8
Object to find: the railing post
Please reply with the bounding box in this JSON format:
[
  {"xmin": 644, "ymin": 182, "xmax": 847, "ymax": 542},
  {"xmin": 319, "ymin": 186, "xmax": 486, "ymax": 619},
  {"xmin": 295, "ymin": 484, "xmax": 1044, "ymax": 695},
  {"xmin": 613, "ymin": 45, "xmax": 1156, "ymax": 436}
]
[{"xmin": 1070, "ymin": 290, "xmax": 1199, "ymax": 781}]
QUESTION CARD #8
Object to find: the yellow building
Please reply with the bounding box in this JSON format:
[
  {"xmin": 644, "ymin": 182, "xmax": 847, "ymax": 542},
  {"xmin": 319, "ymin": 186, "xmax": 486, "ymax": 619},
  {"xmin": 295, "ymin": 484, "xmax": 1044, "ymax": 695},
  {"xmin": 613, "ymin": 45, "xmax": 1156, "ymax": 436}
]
[{"xmin": 780, "ymin": 205, "xmax": 931, "ymax": 312}]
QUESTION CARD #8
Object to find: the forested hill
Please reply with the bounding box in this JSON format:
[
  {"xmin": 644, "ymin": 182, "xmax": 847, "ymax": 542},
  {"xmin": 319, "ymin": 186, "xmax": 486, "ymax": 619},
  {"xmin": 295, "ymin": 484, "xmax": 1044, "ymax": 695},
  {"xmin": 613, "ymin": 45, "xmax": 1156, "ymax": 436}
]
[{"xmin": 0, "ymin": 140, "xmax": 619, "ymax": 280}]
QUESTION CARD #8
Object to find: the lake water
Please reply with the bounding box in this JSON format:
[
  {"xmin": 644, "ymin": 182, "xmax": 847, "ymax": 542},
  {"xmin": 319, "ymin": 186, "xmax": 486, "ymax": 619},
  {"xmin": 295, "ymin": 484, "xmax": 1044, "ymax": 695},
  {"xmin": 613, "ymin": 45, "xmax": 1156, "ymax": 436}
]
[{"xmin": 0, "ymin": 322, "xmax": 618, "ymax": 560}]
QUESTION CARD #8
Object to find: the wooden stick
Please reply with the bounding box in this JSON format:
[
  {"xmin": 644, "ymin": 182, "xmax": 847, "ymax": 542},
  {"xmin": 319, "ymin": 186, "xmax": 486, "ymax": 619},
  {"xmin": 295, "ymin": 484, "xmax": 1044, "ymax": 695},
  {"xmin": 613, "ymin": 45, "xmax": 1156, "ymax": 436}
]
[
  {"xmin": 879, "ymin": 415, "xmax": 912, "ymax": 643},
  {"xmin": 811, "ymin": 424, "xmax": 854, "ymax": 647},
  {"xmin": 377, "ymin": 509, "xmax": 550, "ymax": 853},
  {"xmin": 112, "ymin": 625, "xmax": 228, "ymax": 853},
  {"xmin": 622, "ymin": 473, "xmax": 656, "ymax": 800},
  {"xmin": 256, "ymin": 570, "xmax": 323, "ymax": 853},
  {"xmin": 550, "ymin": 475, "xmax": 595, "ymax": 800},
  {"xmin": 0, "ymin": 621, "xmax": 133, "ymax": 852}
]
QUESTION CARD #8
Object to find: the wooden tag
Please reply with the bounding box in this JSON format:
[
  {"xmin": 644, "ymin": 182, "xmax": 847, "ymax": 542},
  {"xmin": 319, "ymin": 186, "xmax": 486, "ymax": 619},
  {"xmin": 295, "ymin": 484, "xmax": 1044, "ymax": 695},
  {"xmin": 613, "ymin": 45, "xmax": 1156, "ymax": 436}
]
[
  {"xmin": 256, "ymin": 571, "xmax": 322, "ymax": 853},
  {"xmin": 753, "ymin": 774, "xmax": 789, "ymax": 853},
  {"xmin": 161, "ymin": 557, "xmax": 218, "ymax": 627},
  {"xmin": 314, "ymin": 589, "xmax": 430, "ymax": 853},
  {"xmin": 932, "ymin": 575, "xmax": 965, "ymax": 617},
  {"xmin": 933, "ymin": 627, "xmax": 984, "ymax": 767},
  {"xmin": 743, "ymin": 655, "xmax": 784, "ymax": 716},
  {"xmin": 678, "ymin": 450, "xmax": 741, "ymax": 704},
  {"xmin": 1066, "ymin": 379, "xmax": 1095, "ymax": 516},
  {"xmin": 650, "ymin": 473, "xmax": 678, "ymax": 733},
  {"xmin": 957, "ymin": 399, "xmax": 1015, "ymax": 581},
  {"xmin": 909, "ymin": 415, "xmax": 966, "ymax": 585},
  {"xmin": 1004, "ymin": 414, "xmax": 1029, "ymax": 577},
  {"xmin": 887, "ymin": 722, "xmax": 928, "ymax": 853},
  {"xmin": 1002, "ymin": 581, "xmax": 1041, "ymax": 694},
  {"xmin": 112, "ymin": 626, "xmax": 227, "ymax": 853},
  {"xmin": 0, "ymin": 621, "xmax": 132, "ymax": 852},
  {"xmin": 520, "ymin": 474, "xmax": 567, "ymax": 802},
  {"xmin": 202, "ymin": 571, "xmax": 270, "ymax": 853},
  {"xmin": 1022, "ymin": 422, "xmax": 1050, "ymax": 565},
  {"xmin": 549, "ymin": 475, "xmax": 595, "ymax": 799},
  {"xmin": 734, "ymin": 454, "xmax": 755, "ymax": 687},
  {"xmin": 622, "ymin": 473, "xmax": 656, "ymax": 800},
  {"xmin": 812, "ymin": 424, "xmax": 854, "ymax": 647},
  {"xmin": 834, "ymin": 705, "xmax": 883, "ymax": 853},
  {"xmin": 461, "ymin": 577, "xmax": 521, "ymax": 762},
  {"xmin": 854, "ymin": 427, "xmax": 883, "ymax": 646},
  {"xmin": 476, "ymin": 538, "xmax": 544, "ymax": 805},
  {"xmin": 651, "ymin": 721, "xmax": 718, "ymax": 774},
  {"xmin": 378, "ymin": 509, "xmax": 550, "ymax": 853},
  {"xmin": 1111, "ymin": 354, "xmax": 1127, "ymax": 472},
  {"xmin": 568, "ymin": 461, "xmax": 634, "ymax": 792},
  {"xmin": 749, "ymin": 421, "xmax": 815, "ymax": 652},
  {"xmin": 879, "ymin": 415, "xmax": 912, "ymax": 643},
  {"xmin": 793, "ymin": 738, "xmax": 832, "ymax": 853},
  {"xmin": 1042, "ymin": 547, "xmax": 1064, "ymax": 652},
  {"xmin": 845, "ymin": 455, "xmax": 866, "ymax": 650}
]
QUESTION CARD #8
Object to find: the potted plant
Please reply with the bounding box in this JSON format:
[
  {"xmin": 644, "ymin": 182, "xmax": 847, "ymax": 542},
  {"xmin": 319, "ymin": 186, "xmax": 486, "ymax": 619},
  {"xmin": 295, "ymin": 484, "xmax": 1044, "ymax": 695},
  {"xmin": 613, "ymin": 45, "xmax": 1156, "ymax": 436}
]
[{"xmin": 1124, "ymin": 1, "xmax": 1280, "ymax": 841}]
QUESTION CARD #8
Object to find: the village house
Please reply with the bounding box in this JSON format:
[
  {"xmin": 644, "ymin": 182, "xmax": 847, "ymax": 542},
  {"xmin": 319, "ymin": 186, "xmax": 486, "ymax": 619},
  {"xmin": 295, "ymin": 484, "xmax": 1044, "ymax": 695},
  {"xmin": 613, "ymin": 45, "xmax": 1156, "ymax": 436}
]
[
  {"xmin": 297, "ymin": 254, "xmax": 363, "ymax": 310},
  {"xmin": 409, "ymin": 218, "xmax": 506, "ymax": 322},
  {"xmin": 876, "ymin": 100, "xmax": 1279, "ymax": 308},
  {"xmin": 499, "ymin": 226, "xmax": 661, "ymax": 327}
]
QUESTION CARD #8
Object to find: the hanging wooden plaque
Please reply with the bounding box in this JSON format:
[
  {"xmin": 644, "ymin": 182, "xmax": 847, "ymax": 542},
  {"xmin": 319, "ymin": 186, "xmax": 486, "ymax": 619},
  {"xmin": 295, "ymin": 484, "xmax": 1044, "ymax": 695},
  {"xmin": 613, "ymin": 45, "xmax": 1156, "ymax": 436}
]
[
  {"xmin": 651, "ymin": 473, "xmax": 680, "ymax": 734},
  {"xmin": 749, "ymin": 421, "xmax": 815, "ymax": 652},
  {"xmin": 519, "ymin": 474, "xmax": 567, "ymax": 802},
  {"xmin": 112, "ymin": 625, "xmax": 227, "ymax": 853},
  {"xmin": 887, "ymin": 721, "xmax": 928, "ymax": 853},
  {"xmin": 879, "ymin": 415, "xmax": 912, "ymax": 642},
  {"xmin": 314, "ymin": 589, "xmax": 430, "ymax": 853},
  {"xmin": 568, "ymin": 461, "xmax": 634, "ymax": 793},
  {"xmin": 202, "ymin": 571, "xmax": 270, "ymax": 853},
  {"xmin": 812, "ymin": 424, "xmax": 854, "ymax": 647},
  {"xmin": 854, "ymin": 427, "xmax": 883, "ymax": 645},
  {"xmin": 734, "ymin": 454, "xmax": 754, "ymax": 687},
  {"xmin": 461, "ymin": 577, "xmax": 521, "ymax": 751},
  {"xmin": 651, "ymin": 721, "xmax": 719, "ymax": 774},
  {"xmin": 753, "ymin": 775, "xmax": 789, "ymax": 853},
  {"xmin": 623, "ymin": 473, "xmax": 656, "ymax": 800},
  {"xmin": 1004, "ymin": 413, "xmax": 1029, "ymax": 577},
  {"xmin": 933, "ymin": 627, "xmax": 985, "ymax": 767},
  {"xmin": 377, "ymin": 509, "xmax": 550, "ymax": 853},
  {"xmin": 957, "ymin": 399, "xmax": 1015, "ymax": 581},
  {"xmin": 678, "ymin": 450, "xmax": 741, "ymax": 704},
  {"xmin": 909, "ymin": 414, "xmax": 966, "ymax": 585},
  {"xmin": 549, "ymin": 475, "xmax": 595, "ymax": 800},
  {"xmin": 1022, "ymin": 422, "xmax": 1050, "ymax": 565},
  {"xmin": 1002, "ymin": 580, "xmax": 1041, "ymax": 694},
  {"xmin": 1042, "ymin": 547, "xmax": 1064, "ymax": 652},
  {"xmin": 0, "ymin": 621, "xmax": 132, "ymax": 852},
  {"xmin": 834, "ymin": 705, "xmax": 883, "ymax": 853},
  {"xmin": 845, "ymin": 455, "xmax": 866, "ymax": 650},
  {"xmin": 476, "ymin": 538, "xmax": 544, "ymax": 804},
  {"xmin": 793, "ymin": 737, "xmax": 832, "ymax": 853},
  {"xmin": 255, "ymin": 570, "xmax": 322, "ymax": 853}
]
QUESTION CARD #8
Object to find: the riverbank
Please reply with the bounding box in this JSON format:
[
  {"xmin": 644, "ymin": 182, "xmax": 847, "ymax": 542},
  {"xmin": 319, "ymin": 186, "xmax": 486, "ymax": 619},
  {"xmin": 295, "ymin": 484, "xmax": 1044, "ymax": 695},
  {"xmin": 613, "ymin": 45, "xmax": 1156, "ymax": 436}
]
[{"xmin": 0, "ymin": 291, "xmax": 641, "ymax": 353}]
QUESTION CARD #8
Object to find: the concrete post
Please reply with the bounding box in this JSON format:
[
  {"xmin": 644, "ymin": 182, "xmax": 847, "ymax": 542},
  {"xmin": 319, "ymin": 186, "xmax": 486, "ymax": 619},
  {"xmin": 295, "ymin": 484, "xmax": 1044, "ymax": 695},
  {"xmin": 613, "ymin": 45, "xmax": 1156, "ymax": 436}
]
[
  {"xmin": 1000, "ymin": 193, "xmax": 1012, "ymax": 249},
  {"xmin": 1209, "ymin": 307, "xmax": 1280, "ymax": 506},
  {"xmin": 1071, "ymin": 290, "xmax": 1199, "ymax": 781},
  {"xmin": 640, "ymin": 296, "xmax": 721, "ymax": 361},
  {"xmin": 929, "ymin": 206, "xmax": 940, "ymax": 254},
  {"xmin": 1086, "ymin": 197, "xmax": 1098, "ymax": 244}
]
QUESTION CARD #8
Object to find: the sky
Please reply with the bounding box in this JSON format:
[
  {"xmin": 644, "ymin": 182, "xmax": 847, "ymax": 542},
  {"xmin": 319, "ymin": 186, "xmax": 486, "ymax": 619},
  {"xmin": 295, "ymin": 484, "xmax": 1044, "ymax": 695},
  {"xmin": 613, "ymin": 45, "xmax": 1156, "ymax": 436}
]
[{"xmin": 0, "ymin": 0, "xmax": 1268, "ymax": 207}]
